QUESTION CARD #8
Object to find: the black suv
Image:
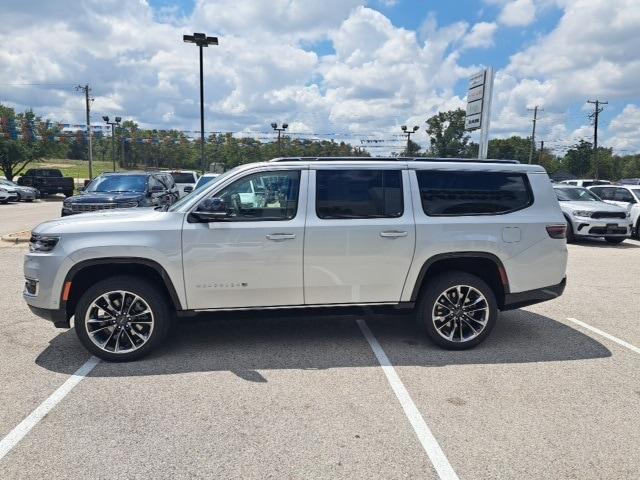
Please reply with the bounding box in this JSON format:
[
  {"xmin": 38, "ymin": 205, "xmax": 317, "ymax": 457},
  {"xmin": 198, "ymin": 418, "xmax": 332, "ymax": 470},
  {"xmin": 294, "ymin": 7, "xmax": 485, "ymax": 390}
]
[{"xmin": 61, "ymin": 171, "xmax": 179, "ymax": 216}]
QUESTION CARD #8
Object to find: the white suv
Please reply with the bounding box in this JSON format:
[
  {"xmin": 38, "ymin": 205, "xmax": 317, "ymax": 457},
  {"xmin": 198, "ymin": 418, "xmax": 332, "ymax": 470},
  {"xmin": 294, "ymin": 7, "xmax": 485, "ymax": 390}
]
[
  {"xmin": 167, "ymin": 170, "xmax": 199, "ymax": 198},
  {"xmin": 588, "ymin": 185, "xmax": 640, "ymax": 239},
  {"xmin": 23, "ymin": 158, "xmax": 568, "ymax": 361}
]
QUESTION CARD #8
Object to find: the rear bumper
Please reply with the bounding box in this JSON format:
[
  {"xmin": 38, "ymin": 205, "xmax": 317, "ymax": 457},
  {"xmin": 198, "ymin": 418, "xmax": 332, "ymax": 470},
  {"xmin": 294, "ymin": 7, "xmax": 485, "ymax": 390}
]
[
  {"xmin": 27, "ymin": 305, "xmax": 70, "ymax": 328},
  {"xmin": 502, "ymin": 277, "xmax": 566, "ymax": 311}
]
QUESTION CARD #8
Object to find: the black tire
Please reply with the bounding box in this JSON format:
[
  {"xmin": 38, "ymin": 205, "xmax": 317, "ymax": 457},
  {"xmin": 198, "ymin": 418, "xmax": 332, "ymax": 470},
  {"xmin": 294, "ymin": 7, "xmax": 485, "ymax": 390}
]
[
  {"xmin": 635, "ymin": 219, "xmax": 640, "ymax": 240},
  {"xmin": 417, "ymin": 271, "xmax": 497, "ymax": 350},
  {"xmin": 25, "ymin": 199, "xmax": 33, "ymax": 202},
  {"xmin": 64, "ymin": 191, "xmax": 74, "ymax": 198},
  {"xmin": 605, "ymin": 237, "xmax": 625, "ymax": 244},
  {"xmin": 74, "ymin": 275, "xmax": 172, "ymax": 361},
  {"xmin": 565, "ymin": 216, "xmax": 575, "ymax": 243}
]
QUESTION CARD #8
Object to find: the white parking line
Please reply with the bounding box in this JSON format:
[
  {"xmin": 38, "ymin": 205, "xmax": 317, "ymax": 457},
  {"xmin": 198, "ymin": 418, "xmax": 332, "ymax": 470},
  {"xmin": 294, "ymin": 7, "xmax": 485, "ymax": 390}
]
[
  {"xmin": 0, "ymin": 356, "xmax": 100, "ymax": 461},
  {"xmin": 357, "ymin": 319, "xmax": 459, "ymax": 480},
  {"xmin": 567, "ymin": 318, "xmax": 640, "ymax": 355}
]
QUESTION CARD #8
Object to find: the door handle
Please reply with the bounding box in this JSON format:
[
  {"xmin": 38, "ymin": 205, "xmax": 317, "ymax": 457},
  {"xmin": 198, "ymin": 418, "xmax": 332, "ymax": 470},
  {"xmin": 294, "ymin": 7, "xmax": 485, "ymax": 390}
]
[
  {"xmin": 380, "ymin": 230, "xmax": 408, "ymax": 238},
  {"xmin": 266, "ymin": 233, "xmax": 296, "ymax": 241}
]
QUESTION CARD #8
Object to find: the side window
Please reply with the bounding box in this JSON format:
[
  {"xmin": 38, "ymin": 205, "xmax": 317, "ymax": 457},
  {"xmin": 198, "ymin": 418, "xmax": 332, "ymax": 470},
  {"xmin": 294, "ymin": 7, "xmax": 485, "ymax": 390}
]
[
  {"xmin": 211, "ymin": 170, "xmax": 300, "ymax": 221},
  {"xmin": 590, "ymin": 187, "xmax": 605, "ymax": 198},
  {"xmin": 148, "ymin": 176, "xmax": 161, "ymax": 191},
  {"xmin": 417, "ymin": 170, "xmax": 533, "ymax": 216},
  {"xmin": 315, "ymin": 170, "xmax": 403, "ymax": 219},
  {"xmin": 615, "ymin": 188, "xmax": 635, "ymax": 203},
  {"xmin": 596, "ymin": 188, "xmax": 615, "ymax": 200}
]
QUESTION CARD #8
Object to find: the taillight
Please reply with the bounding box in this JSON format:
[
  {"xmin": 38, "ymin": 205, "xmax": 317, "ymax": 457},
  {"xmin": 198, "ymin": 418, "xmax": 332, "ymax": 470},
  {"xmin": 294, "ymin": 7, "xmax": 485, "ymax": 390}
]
[{"xmin": 546, "ymin": 224, "xmax": 567, "ymax": 239}]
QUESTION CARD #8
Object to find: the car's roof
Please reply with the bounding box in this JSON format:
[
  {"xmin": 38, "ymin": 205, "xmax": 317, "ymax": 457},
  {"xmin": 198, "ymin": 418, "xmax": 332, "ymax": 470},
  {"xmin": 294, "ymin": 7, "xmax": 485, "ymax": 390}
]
[
  {"xmin": 249, "ymin": 157, "xmax": 547, "ymax": 173},
  {"xmin": 100, "ymin": 171, "xmax": 154, "ymax": 176}
]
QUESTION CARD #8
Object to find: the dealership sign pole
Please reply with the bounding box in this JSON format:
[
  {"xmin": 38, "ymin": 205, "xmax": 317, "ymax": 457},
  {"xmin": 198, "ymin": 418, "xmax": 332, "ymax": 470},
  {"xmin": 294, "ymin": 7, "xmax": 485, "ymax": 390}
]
[{"xmin": 465, "ymin": 67, "xmax": 494, "ymax": 160}]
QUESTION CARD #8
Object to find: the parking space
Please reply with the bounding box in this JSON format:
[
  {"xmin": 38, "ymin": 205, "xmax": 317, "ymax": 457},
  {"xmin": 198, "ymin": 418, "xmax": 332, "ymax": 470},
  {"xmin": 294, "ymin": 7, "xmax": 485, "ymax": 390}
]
[
  {"xmin": 0, "ymin": 202, "xmax": 638, "ymax": 479},
  {"xmin": 0, "ymin": 197, "xmax": 63, "ymax": 236}
]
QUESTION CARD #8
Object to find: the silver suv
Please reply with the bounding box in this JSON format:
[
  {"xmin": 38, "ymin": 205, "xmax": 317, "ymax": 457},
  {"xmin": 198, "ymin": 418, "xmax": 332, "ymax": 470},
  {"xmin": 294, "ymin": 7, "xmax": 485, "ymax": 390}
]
[{"xmin": 23, "ymin": 158, "xmax": 568, "ymax": 361}]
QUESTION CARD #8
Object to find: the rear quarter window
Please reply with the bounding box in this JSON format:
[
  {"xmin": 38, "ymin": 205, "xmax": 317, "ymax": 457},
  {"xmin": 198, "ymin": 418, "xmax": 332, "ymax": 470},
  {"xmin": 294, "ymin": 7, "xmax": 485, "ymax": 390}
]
[{"xmin": 416, "ymin": 170, "xmax": 533, "ymax": 216}]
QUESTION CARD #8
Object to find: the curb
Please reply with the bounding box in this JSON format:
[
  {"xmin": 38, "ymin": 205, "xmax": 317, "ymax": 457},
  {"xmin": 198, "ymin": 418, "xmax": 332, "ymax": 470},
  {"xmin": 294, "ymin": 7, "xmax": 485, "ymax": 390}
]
[{"xmin": 0, "ymin": 231, "xmax": 31, "ymax": 244}]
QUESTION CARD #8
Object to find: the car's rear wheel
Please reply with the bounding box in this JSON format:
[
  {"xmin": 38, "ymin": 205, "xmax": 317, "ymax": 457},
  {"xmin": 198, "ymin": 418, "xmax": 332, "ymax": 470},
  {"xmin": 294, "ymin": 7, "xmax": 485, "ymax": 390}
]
[
  {"xmin": 74, "ymin": 276, "xmax": 171, "ymax": 361},
  {"xmin": 605, "ymin": 237, "xmax": 625, "ymax": 244},
  {"xmin": 417, "ymin": 271, "xmax": 497, "ymax": 349}
]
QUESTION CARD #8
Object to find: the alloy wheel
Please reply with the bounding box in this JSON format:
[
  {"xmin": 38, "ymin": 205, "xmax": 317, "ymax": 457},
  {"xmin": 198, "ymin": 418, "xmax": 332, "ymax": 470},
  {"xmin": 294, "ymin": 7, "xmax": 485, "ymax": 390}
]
[
  {"xmin": 85, "ymin": 290, "xmax": 154, "ymax": 354},
  {"xmin": 431, "ymin": 285, "xmax": 490, "ymax": 343}
]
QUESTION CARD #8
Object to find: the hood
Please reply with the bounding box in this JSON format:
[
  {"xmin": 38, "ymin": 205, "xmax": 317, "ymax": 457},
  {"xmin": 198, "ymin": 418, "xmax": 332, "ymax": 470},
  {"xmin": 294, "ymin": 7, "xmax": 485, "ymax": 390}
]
[
  {"xmin": 32, "ymin": 207, "xmax": 180, "ymax": 235},
  {"xmin": 66, "ymin": 191, "xmax": 146, "ymax": 203},
  {"xmin": 559, "ymin": 200, "xmax": 627, "ymax": 213}
]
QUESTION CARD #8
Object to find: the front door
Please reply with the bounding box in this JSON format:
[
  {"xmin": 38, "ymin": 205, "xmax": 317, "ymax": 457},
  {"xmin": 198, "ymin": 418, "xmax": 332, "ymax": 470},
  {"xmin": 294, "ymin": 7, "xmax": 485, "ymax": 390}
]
[
  {"xmin": 304, "ymin": 167, "xmax": 416, "ymax": 304},
  {"xmin": 182, "ymin": 168, "xmax": 307, "ymax": 310}
]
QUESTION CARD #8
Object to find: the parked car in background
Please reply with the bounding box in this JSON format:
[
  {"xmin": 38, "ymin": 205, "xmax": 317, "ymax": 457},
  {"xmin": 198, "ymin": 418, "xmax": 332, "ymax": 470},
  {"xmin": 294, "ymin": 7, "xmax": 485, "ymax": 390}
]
[
  {"xmin": 61, "ymin": 171, "xmax": 179, "ymax": 216},
  {"xmin": 17, "ymin": 168, "xmax": 74, "ymax": 197},
  {"xmin": 589, "ymin": 185, "xmax": 640, "ymax": 239},
  {"xmin": 618, "ymin": 178, "xmax": 640, "ymax": 185},
  {"xmin": 0, "ymin": 179, "xmax": 37, "ymax": 201},
  {"xmin": 0, "ymin": 185, "xmax": 17, "ymax": 203},
  {"xmin": 560, "ymin": 179, "xmax": 611, "ymax": 187},
  {"xmin": 193, "ymin": 173, "xmax": 220, "ymax": 191},
  {"xmin": 167, "ymin": 170, "xmax": 199, "ymax": 198},
  {"xmin": 24, "ymin": 157, "xmax": 568, "ymax": 361},
  {"xmin": 554, "ymin": 185, "xmax": 631, "ymax": 244}
]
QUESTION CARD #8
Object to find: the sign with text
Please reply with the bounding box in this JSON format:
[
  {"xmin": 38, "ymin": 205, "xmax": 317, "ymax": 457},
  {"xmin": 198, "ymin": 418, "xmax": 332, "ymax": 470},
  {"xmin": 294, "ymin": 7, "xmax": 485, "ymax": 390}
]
[{"xmin": 465, "ymin": 69, "xmax": 488, "ymax": 131}]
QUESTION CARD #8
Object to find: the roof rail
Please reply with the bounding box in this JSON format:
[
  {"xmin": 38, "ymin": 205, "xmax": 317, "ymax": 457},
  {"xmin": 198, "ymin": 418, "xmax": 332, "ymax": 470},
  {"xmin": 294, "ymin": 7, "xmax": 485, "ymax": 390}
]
[{"xmin": 269, "ymin": 156, "xmax": 520, "ymax": 164}]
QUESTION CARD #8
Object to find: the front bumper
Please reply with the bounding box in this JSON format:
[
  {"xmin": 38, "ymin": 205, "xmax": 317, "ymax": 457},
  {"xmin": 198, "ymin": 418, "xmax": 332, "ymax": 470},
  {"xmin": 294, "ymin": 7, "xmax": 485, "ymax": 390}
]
[
  {"xmin": 27, "ymin": 305, "xmax": 69, "ymax": 328},
  {"xmin": 502, "ymin": 277, "xmax": 566, "ymax": 311},
  {"xmin": 570, "ymin": 217, "xmax": 632, "ymax": 237}
]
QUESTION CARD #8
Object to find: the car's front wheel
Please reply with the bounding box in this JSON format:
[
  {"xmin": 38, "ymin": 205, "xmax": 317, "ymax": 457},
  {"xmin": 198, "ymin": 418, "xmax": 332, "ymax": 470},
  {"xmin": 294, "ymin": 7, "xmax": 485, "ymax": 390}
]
[
  {"xmin": 417, "ymin": 272, "xmax": 497, "ymax": 349},
  {"xmin": 75, "ymin": 276, "xmax": 171, "ymax": 361}
]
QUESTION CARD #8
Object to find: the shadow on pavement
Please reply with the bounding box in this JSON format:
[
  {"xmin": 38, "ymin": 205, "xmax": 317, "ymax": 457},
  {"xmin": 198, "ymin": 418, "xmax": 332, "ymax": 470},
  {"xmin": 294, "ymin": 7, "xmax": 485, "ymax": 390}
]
[
  {"xmin": 35, "ymin": 307, "xmax": 611, "ymax": 380},
  {"xmin": 571, "ymin": 238, "xmax": 640, "ymax": 249}
]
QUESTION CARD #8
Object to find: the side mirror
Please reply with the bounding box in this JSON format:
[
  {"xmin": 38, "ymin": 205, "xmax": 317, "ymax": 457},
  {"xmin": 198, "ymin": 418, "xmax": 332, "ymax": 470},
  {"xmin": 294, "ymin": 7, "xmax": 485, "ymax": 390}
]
[
  {"xmin": 150, "ymin": 185, "xmax": 164, "ymax": 194},
  {"xmin": 184, "ymin": 186, "xmax": 193, "ymax": 194},
  {"xmin": 190, "ymin": 197, "xmax": 230, "ymax": 222}
]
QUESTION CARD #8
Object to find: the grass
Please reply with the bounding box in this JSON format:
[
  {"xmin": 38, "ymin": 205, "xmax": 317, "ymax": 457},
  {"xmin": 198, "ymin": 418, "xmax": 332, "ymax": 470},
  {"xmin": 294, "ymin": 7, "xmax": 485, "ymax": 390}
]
[{"xmin": 30, "ymin": 158, "xmax": 133, "ymax": 180}]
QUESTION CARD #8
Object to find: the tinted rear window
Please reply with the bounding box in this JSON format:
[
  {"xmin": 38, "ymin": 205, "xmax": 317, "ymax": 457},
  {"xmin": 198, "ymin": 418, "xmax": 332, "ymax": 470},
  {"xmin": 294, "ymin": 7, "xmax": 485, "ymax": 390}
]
[
  {"xmin": 416, "ymin": 170, "xmax": 533, "ymax": 216},
  {"xmin": 316, "ymin": 170, "xmax": 403, "ymax": 219},
  {"xmin": 170, "ymin": 172, "xmax": 196, "ymax": 183}
]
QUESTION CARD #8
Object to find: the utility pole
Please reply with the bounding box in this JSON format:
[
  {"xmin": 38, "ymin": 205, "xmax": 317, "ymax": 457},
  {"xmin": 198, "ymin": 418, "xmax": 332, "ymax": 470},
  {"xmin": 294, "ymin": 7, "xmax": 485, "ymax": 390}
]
[
  {"xmin": 401, "ymin": 125, "xmax": 419, "ymax": 155},
  {"xmin": 77, "ymin": 85, "xmax": 93, "ymax": 179},
  {"xmin": 587, "ymin": 99, "xmax": 607, "ymax": 180},
  {"xmin": 527, "ymin": 105, "xmax": 541, "ymax": 164},
  {"xmin": 538, "ymin": 140, "xmax": 544, "ymax": 164}
]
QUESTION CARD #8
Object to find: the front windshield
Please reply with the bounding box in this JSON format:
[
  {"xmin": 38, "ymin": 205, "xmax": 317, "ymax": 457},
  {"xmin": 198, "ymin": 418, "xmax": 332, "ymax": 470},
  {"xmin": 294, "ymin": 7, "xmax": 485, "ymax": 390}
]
[
  {"xmin": 630, "ymin": 189, "xmax": 640, "ymax": 201},
  {"xmin": 168, "ymin": 166, "xmax": 241, "ymax": 211},
  {"xmin": 85, "ymin": 174, "xmax": 147, "ymax": 193},
  {"xmin": 555, "ymin": 187, "xmax": 600, "ymax": 202},
  {"xmin": 0, "ymin": 179, "xmax": 16, "ymax": 187}
]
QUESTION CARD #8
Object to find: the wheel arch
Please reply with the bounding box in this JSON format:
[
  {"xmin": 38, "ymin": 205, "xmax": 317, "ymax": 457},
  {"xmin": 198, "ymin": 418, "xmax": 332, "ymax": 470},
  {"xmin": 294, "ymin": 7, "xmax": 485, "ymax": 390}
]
[
  {"xmin": 410, "ymin": 252, "xmax": 509, "ymax": 308},
  {"xmin": 62, "ymin": 258, "xmax": 183, "ymax": 320}
]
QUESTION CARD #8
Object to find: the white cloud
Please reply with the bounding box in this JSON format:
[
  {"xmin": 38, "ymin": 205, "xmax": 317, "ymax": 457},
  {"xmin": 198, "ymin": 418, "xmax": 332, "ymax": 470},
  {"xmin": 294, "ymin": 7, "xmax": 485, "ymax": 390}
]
[
  {"xmin": 461, "ymin": 22, "xmax": 498, "ymax": 49},
  {"xmin": 606, "ymin": 104, "xmax": 640, "ymax": 153},
  {"xmin": 498, "ymin": 0, "xmax": 537, "ymax": 26}
]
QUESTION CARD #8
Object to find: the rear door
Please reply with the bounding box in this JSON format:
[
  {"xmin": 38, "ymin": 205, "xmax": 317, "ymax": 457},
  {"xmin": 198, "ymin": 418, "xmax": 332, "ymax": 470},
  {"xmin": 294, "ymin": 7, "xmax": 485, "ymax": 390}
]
[{"xmin": 304, "ymin": 166, "xmax": 415, "ymax": 304}]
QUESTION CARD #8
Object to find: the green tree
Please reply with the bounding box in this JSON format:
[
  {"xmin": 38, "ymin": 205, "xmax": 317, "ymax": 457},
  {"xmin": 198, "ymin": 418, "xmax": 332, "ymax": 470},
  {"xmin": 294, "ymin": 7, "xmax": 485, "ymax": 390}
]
[
  {"xmin": 488, "ymin": 136, "xmax": 532, "ymax": 163},
  {"xmin": 425, "ymin": 108, "xmax": 470, "ymax": 157},
  {"xmin": 402, "ymin": 139, "xmax": 422, "ymax": 156},
  {"xmin": 561, "ymin": 140, "xmax": 593, "ymax": 177}
]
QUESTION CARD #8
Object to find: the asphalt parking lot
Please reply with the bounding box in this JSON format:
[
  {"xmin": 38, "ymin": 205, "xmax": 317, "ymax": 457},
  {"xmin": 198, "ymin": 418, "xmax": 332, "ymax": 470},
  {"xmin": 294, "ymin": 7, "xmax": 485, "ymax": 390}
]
[{"xmin": 0, "ymin": 202, "xmax": 638, "ymax": 479}]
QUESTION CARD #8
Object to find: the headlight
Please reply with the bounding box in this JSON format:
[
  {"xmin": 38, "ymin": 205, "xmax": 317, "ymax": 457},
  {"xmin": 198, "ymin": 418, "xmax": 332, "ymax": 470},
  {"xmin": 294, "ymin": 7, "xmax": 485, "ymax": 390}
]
[
  {"xmin": 117, "ymin": 201, "xmax": 139, "ymax": 208},
  {"xmin": 626, "ymin": 211, "xmax": 631, "ymax": 218},
  {"xmin": 29, "ymin": 234, "xmax": 60, "ymax": 253},
  {"xmin": 573, "ymin": 210, "xmax": 593, "ymax": 218}
]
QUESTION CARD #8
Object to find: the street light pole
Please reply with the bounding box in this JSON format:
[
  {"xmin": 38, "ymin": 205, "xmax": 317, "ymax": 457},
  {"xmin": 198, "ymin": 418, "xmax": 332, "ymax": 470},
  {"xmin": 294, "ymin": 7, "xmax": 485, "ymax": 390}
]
[
  {"xmin": 401, "ymin": 125, "xmax": 419, "ymax": 155},
  {"xmin": 102, "ymin": 116, "xmax": 121, "ymax": 171},
  {"xmin": 271, "ymin": 122, "xmax": 289, "ymax": 156},
  {"xmin": 184, "ymin": 32, "xmax": 219, "ymax": 174}
]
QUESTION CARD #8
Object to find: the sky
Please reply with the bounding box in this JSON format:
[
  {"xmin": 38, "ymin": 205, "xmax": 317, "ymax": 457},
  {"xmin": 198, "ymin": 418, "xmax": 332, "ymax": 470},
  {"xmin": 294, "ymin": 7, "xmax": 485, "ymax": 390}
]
[{"xmin": 1, "ymin": 0, "xmax": 639, "ymax": 156}]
